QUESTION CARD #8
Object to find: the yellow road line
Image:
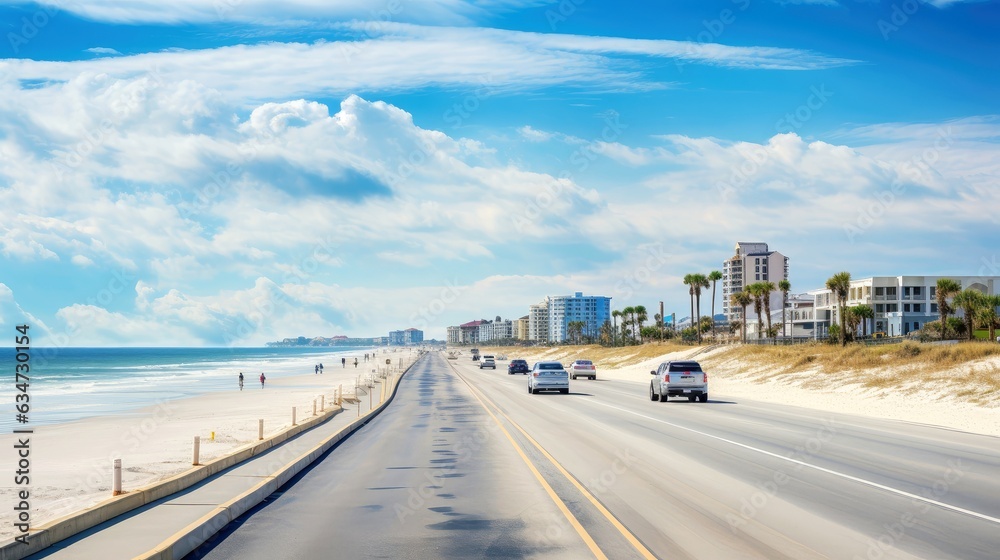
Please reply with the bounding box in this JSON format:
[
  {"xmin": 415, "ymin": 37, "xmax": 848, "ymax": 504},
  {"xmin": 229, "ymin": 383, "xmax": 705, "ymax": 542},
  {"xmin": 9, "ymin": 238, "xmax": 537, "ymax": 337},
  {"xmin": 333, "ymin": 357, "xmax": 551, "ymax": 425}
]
[
  {"xmin": 453, "ymin": 360, "xmax": 658, "ymax": 560},
  {"xmin": 449, "ymin": 361, "xmax": 608, "ymax": 560}
]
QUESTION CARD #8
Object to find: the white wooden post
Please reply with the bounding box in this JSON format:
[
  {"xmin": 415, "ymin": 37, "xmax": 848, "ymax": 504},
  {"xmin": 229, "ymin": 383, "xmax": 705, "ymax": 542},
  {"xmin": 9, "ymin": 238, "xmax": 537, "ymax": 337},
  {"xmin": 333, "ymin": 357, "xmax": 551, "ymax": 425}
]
[
  {"xmin": 258, "ymin": 419, "xmax": 264, "ymax": 440},
  {"xmin": 192, "ymin": 436, "xmax": 201, "ymax": 465},
  {"xmin": 292, "ymin": 406, "xmax": 297, "ymax": 426},
  {"xmin": 112, "ymin": 459, "xmax": 122, "ymax": 496}
]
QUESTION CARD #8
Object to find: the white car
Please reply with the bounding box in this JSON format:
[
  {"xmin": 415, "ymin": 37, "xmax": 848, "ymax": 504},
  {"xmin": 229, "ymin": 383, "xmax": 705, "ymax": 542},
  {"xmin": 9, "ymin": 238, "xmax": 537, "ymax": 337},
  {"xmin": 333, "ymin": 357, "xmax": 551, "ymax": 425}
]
[
  {"xmin": 528, "ymin": 361, "xmax": 569, "ymax": 394},
  {"xmin": 569, "ymin": 359, "xmax": 597, "ymax": 380},
  {"xmin": 650, "ymin": 360, "xmax": 708, "ymax": 402},
  {"xmin": 479, "ymin": 355, "xmax": 496, "ymax": 369}
]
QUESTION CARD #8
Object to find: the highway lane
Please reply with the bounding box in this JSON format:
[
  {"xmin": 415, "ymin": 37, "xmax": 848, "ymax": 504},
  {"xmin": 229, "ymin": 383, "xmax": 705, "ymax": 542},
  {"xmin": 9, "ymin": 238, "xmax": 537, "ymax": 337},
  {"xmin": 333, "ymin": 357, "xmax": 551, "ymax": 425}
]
[
  {"xmin": 188, "ymin": 352, "xmax": 643, "ymax": 559},
  {"xmin": 189, "ymin": 352, "xmax": 1000, "ymax": 559},
  {"xmin": 457, "ymin": 356, "xmax": 1000, "ymax": 559}
]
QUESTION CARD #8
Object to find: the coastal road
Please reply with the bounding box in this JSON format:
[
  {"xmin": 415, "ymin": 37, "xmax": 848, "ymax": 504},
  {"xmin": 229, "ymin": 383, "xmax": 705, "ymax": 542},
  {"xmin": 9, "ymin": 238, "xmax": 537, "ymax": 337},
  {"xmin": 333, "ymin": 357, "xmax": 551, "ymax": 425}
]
[{"xmin": 188, "ymin": 352, "xmax": 1000, "ymax": 559}]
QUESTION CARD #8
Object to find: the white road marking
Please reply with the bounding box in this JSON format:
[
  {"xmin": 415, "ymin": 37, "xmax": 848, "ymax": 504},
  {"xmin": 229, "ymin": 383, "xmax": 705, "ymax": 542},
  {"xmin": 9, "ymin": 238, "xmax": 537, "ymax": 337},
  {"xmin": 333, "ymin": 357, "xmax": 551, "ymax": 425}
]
[{"xmin": 584, "ymin": 399, "xmax": 1000, "ymax": 526}]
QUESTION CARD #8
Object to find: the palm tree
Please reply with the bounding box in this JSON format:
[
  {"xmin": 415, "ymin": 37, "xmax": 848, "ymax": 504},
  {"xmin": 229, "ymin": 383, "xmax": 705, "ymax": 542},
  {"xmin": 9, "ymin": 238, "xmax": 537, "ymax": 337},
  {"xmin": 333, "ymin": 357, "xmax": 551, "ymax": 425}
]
[
  {"xmin": 825, "ymin": 271, "xmax": 851, "ymax": 346},
  {"xmin": 611, "ymin": 310, "xmax": 621, "ymax": 347},
  {"xmin": 953, "ymin": 289, "xmax": 985, "ymax": 341},
  {"xmin": 759, "ymin": 281, "xmax": 776, "ymax": 341},
  {"xmin": 732, "ymin": 291, "xmax": 752, "ymax": 344},
  {"xmin": 844, "ymin": 307, "xmax": 862, "ymax": 341},
  {"xmin": 708, "ymin": 270, "xmax": 723, "ymax": 339},
  {"xmin": 853, "ymin": 304, "xmax": 874, "ymax": 339},
  {"xmin": 682, "ymin": 274, "xmax": 695, "ymax": 334},
  {"xmin": 635, "ymin": 305, "xmax": 648, "ymax": 343},
  {"xmin": 600, "ymin": 320, "xmax": 614, "ymax": 346},
  {"xmin": 621, "ymin": 306, "xmax": 635, "ymax": 345},
  {"xmin": 778, "ymin": 279, "xmax": 791, "ymax": 338},
  {"xmin": 936, "ymin": 278, "xmax": 962, "ymax": 339},
  {"xmin": 746, "ymin": 282, "xmax": 766, "ymax": 340},
  {"xmin": 977, "ymin": 294, "xmax": 1000, "ymax": 342},
  {"xmin": 567, "ymin": 321, "xmax": 586, "ymax": 344},
  {"xmin": 689, "ymin": 273, "xmax": 709, "ymax": 343}
]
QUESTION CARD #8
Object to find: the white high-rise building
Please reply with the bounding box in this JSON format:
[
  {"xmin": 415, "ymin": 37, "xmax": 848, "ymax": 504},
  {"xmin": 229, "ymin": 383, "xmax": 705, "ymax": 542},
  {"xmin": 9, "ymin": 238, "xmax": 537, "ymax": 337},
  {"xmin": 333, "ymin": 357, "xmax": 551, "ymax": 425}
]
[
  {"xmin": 529, "ymin": 299, "xmax": 550, "ymax": 342},
  {"xmin": 722, "ymin": 241, "xmax": 789, "ymax": 323}
]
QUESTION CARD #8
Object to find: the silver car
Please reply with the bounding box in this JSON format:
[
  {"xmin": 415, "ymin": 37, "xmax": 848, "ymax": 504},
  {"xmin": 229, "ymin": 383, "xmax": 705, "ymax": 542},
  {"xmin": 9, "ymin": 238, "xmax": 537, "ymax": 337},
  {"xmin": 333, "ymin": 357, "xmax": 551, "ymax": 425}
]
[{"xmin": 528, "ymin": 361, "xmax": 569, "ymax": 394}]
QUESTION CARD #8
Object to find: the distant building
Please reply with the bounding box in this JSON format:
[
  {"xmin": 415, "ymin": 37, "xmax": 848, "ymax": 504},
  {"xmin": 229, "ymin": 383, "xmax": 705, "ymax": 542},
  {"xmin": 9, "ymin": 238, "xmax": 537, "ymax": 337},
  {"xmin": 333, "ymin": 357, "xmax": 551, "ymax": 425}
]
[
  {"xmin": 722, "ymin": 241, "xmax": 789, "ymax": 323},
  {"xmin": 529, "ymin": 299, "xmax": 550, "ymax": 342},
  {"xmin": 513, "ymin": 315, "xmax": 530, "ymax": 340},
  {"xmin": 547, "ymin": 292, "xmax": 611, "ymax": 343},
  {"xmin": 479, "ymin": 317, "xmax": 513, "ymax": 342},
  {"xmin": 446, "ymin": 326, "xmax": 461, "ymax": 344},
  {"xmin": 459, "ymin": 320, "xmax": 483, "ymax": 344},
  {"xmin": 809, "ymin": 275, "xmax": 1000, "ymax": 337}
]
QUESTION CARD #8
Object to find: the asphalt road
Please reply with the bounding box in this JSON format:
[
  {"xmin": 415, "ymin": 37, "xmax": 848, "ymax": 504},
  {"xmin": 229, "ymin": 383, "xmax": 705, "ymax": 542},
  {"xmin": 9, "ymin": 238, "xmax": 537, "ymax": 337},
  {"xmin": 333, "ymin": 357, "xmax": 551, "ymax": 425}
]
[{"xmin": 189, "ymin": 352, "xmax": 1000, "ymax": 559}]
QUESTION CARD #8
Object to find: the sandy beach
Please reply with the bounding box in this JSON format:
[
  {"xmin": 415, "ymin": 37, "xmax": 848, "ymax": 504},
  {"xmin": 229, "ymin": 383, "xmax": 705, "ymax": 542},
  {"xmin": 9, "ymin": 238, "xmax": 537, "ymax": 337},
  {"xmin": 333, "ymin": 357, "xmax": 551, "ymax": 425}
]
[{"xmin": 0, "ymin": 354, "xmax": 406, "ymax": 541}]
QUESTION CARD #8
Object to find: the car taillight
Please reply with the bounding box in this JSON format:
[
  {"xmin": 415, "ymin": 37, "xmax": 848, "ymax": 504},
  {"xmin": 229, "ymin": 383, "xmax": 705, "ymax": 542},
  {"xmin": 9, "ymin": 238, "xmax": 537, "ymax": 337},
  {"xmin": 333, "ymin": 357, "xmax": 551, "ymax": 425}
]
[
  {"xmin": 703, "ymin": 371, "xmax": 708, "ymax": 382},
  {"xmin": 533, "ymin": 372, "xmax": 538, "ymax": 377}
]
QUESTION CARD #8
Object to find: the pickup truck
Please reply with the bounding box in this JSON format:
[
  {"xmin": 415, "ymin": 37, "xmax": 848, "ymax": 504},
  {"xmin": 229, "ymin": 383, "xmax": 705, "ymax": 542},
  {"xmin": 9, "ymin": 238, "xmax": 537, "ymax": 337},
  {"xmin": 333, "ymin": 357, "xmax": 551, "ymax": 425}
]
[{"xmin": 650, "ymin": 360, "xmax": 708, "ymax": 403}]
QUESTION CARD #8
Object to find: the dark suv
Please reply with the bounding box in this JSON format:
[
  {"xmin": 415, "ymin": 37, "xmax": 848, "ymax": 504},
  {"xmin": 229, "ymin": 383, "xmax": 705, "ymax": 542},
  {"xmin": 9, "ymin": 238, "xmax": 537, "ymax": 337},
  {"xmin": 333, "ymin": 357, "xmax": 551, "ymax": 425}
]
[{"xmin": 507, "ymin": 359, "xmax": 530, "ymax": 375}]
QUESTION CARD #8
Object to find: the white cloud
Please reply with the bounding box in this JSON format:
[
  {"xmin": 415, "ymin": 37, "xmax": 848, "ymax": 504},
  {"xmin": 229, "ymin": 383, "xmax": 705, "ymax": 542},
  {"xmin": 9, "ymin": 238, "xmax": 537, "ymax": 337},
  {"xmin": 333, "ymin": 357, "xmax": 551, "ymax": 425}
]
[
  {"xmin": 85, "ymin": 47, "xmax": 121, "ymax": 56},
  {"xmin": 14, "ymin": 0, "xmax": 548, "ymax": 26}
]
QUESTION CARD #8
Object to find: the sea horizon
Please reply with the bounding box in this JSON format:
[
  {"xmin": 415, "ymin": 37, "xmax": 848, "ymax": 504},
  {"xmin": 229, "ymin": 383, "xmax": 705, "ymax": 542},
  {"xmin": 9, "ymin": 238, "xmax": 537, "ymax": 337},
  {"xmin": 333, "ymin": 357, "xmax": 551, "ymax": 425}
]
[{"xmin": 0, "ymin": 345, "xmax": 386, "ymax": 432}]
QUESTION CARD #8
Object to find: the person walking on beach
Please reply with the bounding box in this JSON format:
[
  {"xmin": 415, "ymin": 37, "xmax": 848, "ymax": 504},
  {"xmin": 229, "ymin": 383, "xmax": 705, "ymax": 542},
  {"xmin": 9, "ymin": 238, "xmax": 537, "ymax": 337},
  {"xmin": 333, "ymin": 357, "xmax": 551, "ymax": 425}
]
[
  {"xmin": 239, "ymin": 372, "xmax": 244, "ymax": 391},
  {"xmin": 342, "ymin": 357, "xmax": 346, "ymax": 368},
  {"xmin": 319, "ymin": 363, "xmax": 324, "ymax": 374},
  {"xmin": 354, "ymin": 357, "xmax": 358, "ymax": 368},
  {"xmin": 315, "ymin": 364, "xmax": 319, "ymax": 375},
  {"xmin": 260, "ymin": 373, "xmax": 266, "ymax": 388}
]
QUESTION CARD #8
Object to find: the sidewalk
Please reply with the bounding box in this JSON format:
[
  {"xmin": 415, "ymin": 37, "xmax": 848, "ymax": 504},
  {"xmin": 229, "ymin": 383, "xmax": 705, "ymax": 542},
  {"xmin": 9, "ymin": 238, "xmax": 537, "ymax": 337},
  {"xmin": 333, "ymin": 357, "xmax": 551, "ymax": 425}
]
[{"xmin": 22, "ymin": 374, "xmax": 401, "ymax": 560}]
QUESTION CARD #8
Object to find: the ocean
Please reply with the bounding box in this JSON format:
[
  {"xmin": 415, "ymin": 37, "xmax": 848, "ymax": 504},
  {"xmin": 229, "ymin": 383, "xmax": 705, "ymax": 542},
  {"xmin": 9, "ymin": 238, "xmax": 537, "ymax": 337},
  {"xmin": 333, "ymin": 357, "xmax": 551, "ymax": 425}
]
[{"xmin": 0, "ymin": 346, "xmax": 377, "ymax": 432}]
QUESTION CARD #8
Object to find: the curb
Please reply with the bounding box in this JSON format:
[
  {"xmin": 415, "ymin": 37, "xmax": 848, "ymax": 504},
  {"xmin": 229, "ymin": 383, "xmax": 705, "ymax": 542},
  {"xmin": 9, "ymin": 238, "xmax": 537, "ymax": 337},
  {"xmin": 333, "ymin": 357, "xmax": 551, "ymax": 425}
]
[
  {"xmin": 0, "ymin": 359, "xmax": 415, "ymax": 560},
  {"xmin": 137, "ymin": 356, "xmax": 419, "ymax": 559}
]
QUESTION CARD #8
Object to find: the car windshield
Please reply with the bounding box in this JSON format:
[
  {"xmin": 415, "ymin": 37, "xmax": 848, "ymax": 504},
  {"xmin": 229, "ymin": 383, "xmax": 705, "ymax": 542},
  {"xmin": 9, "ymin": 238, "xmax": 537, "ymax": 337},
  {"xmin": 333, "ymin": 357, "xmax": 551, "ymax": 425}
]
[{"xmin": 668, "ymin": 363, "xmax": 703, "ymax": 372}]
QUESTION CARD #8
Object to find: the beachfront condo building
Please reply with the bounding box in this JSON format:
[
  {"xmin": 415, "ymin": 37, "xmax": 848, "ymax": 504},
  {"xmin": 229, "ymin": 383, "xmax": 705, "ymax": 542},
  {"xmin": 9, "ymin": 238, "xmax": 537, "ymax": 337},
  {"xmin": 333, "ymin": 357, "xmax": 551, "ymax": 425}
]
[
  {"xmin": 514, "ymin": 315, "xmax": 530, "ymax": 340},
  {"xmin": 446, "ymin": 326, "xmax": 461, "ymax": 344},
  {"xmin": 478, "ymin": 317, "xmax": 514, "ymax": 342},
  {"xmin": 808, "ymin": 275, "xmax": 1000, "ymax": 337},
  {"xmin": 389, "ymin": 328, "xmax": 424, "ymax": 346},
  {"xmin": 547, "ymin": 292, "xmax": 612, "ymax": 343},
  {"xmin": 529, "ymin": 299, "xmax": 550, "ymax": 342},
  {"xmin": 721, "ymin": 241, "xmax": 789, "ymax": 323}
]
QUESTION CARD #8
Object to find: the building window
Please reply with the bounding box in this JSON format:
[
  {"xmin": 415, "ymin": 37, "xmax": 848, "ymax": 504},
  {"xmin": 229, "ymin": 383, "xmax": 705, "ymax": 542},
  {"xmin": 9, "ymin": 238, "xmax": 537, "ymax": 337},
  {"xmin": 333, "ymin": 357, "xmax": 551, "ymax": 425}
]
[
  {"xmin": 931, "ymin": 303, "xmax": 938, "ymax": 313},
  {"xmin": 914, "ymin": 304, "xmax": 922, "ymax": 312},
  {"xmin": 755, "ymin": 274, "xmax": 760, "ymax": 280},
  {"xmin": 876, "ymin": 304, "xmax": 885, "ymax": 313},
  {"xmin": 875, "ymin": 287, "xmax": 884, "ymax": 296},
  {"xmin": 930, "ymin": 286, "xmax": 936, "ymax": 298},
  {"xmin": 904, "ymin": 304, "xmax": 910, "ymax": 312},
  {"xmin": 886, "ymin": 287, "xmax": 897, "ymax": 297}
]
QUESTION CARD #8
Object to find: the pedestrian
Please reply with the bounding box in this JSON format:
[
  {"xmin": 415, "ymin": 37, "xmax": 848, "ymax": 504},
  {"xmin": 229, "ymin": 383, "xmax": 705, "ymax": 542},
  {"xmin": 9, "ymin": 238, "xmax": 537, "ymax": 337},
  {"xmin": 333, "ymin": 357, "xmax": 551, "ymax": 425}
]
[
  {"xmin": 342, "ymin": 357, "xmax": 346, "ymax": 368},
  {"xmin": 315, "ymin": 364, "xmax": 319, "ymax": 375},
  {"xmin": 319, "ymin": 363, "xmax": 324, "ymax": 374},
  {"xmin": 260, "ymin": 372, "xmax": 266, "ymax": 388},
  {"xmin": 239, "ymin": 372, "xmax": 244, "ymax": 391},
  {"xmin": 354, "ymin": 357, "xmax": 358, "ymax": 368}
]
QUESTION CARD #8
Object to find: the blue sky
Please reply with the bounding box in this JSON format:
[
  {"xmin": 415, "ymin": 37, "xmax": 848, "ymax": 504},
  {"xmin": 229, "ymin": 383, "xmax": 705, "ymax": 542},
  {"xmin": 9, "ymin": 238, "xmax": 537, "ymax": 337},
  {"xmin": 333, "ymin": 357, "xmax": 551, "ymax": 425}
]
[{"xmin": 1, "ymin": 0, "xmax": 998, "ymax": 345}]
